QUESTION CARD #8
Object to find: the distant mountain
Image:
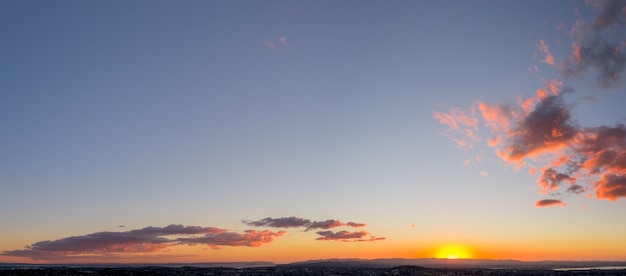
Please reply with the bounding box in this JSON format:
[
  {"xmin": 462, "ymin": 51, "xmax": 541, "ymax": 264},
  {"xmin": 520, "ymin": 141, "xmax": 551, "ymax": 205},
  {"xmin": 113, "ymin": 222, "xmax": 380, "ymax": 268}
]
[{"xmin": 280, "ymin": 258, "xmax": 626, "ymax": 270}]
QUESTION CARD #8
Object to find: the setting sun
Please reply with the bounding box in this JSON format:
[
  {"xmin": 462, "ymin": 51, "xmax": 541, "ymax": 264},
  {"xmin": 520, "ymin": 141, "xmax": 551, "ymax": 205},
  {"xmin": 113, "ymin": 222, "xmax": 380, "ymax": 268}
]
[{"xmin": 435, "ymin": 245, "xmax": 472, "ymax": 259}]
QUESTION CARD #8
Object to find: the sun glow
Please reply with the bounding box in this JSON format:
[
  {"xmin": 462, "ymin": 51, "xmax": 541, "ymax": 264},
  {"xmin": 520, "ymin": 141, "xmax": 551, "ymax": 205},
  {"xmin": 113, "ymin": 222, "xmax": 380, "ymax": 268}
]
[{"xmin": 435, "ymin": 245, "xmax": 471, "ymax": 259}]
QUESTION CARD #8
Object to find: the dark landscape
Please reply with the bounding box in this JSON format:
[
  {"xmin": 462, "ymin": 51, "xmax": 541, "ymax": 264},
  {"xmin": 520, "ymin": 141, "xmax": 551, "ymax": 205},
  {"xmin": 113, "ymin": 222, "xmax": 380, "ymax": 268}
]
[{"xmin": 2, "ymin": 259, "xmax": 626, "ymax": 275}]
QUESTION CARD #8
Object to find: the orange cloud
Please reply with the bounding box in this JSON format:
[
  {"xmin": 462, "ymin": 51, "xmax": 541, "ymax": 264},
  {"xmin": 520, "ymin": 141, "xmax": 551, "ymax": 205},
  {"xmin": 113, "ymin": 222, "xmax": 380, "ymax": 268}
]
[
  {"xmin": 535, "ymin": 199, "xmax": 566, "ymax": 207},
  {"xmin": 595, "ymin": 174, "xmax": 626, "ymax": 200}
]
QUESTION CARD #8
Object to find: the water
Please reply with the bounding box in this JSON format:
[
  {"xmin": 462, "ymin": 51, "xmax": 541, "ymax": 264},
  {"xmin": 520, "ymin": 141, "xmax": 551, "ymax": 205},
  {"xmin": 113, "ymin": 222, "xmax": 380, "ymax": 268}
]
[{"xmin": 554, "ymin": 266, "xmax": 626, "ymax": 271}]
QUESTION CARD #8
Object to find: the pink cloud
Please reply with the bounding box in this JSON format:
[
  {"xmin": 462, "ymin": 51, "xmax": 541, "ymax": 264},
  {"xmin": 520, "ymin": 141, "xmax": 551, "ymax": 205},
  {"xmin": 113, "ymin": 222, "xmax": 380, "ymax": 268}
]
[
  {"xmin": 434, "ymin": 106, "xmax": 480, "ymax": 149},
  {"xmin": 535, "ymin": 199, "xmax": 566, "ymax": 207},
  {"xmin": 264, "ymin": 40, "xmax": 276, "ymax": 48},
  {"xmin": 279, "ymin": 37, "xmax": 288, "ymax": 47},
  {"xmin": 538, "ymin": 40, "xmax": 556, "ymax": 66}
]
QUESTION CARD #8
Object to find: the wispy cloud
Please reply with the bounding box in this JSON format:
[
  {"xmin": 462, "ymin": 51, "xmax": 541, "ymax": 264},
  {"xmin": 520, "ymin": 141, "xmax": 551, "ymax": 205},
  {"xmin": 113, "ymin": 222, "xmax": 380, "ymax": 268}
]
[
  {"xmin": 538, "ymin": 39, "xmax": 556, "ymax": 66},
  {"xmin": 2, "ymin": 225, "xmax": 285, "ymax": 260},
  {"xmin": 264, "ymin": 40, "xmax": 276, "ymax": 48},
  {"xmin": 433, "ymin": 106, "xmax": 480, "ymax": 149},
  {"xmin": 279, "ymin": 36, "xmax": 288, "ymax": 47},
  {"xmin": 264, "ymin": 37, "xmax": 289, "ymax": 49}
]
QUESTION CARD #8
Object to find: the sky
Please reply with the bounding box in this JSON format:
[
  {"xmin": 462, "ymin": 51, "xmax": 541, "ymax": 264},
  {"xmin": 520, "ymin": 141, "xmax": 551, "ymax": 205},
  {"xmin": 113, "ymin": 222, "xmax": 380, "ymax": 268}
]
[{"xmin": 1, "ymin": 0, "xmax": 626, "ymax": 264}]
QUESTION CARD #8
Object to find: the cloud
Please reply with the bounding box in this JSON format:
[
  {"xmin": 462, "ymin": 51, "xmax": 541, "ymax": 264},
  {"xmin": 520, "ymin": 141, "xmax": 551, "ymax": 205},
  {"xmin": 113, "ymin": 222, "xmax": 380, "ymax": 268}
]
[
  {"xmin": 435, "ymin": 1, "xmax": 626, "ymax": 204},
  {"xmin": 538, "ymin": 39, "xmax": 556, "ymax": 66},
  {"xmin": 315, "ymin": 231, "xmax": 386, "ymax": 242},
  {"xmin": 264, "ymin": 40, "xmax": 276, "ymax": 48},
  {"xmin": 243, "ymin": 217, "xmax": 367, "ymax": 231},
  {"xmin": 264, "ymin": 37, "xmax": 289, "ymax": 49},
  {"xmin": 538, "ymin": 167, "xmax": 576, "ymax": 193},
  {"xmin": 2, "ymin": 225, "xmax": 284, "ymax": 260},
  {"xmin": 562, "ymin": 0, "xmax": 626, "ymax": 88},
  {"xmin": 501, "ymin": 93, "xmax": 578, "ymax": 162},
  {"xmin": 243, "ymin": 217, "xmax": 311, "ymax": 228},
  {"xmin": 279, "ymin": 37, "xmax": 288, "ymax": 47},
  {"xmin": 433, "ymin": 106, "xmax": 480, "ymax": 149},
  {"xmin": 535, "ymin": 199, "xmax": 567, "ymax": 207},
  {"xmin": 177, "ymin": 230, "xmax": 286, "ymax": 249},
  {"xmin": 595, "ymin": 173, "xmax": 626, "ymax": 200}
]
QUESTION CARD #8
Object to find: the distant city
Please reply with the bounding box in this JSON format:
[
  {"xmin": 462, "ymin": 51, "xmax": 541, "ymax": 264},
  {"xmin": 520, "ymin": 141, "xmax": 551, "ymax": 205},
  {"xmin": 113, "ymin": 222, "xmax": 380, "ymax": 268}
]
[{"xmin": 2, "ymin": 258, "xmax": 626, "ymax": 275}]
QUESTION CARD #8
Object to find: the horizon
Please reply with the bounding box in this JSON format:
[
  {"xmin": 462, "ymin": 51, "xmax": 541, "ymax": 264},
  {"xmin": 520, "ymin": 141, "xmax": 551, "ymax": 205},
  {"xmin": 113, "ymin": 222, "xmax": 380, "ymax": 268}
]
[{"xmin": 2, "ymin": 0, "xmax": 626, "ymax": 265}]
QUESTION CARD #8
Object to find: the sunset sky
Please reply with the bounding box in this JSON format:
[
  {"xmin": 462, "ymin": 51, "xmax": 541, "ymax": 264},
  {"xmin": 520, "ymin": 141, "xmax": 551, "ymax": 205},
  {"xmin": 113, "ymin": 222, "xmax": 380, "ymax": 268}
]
[{"xmin": 1, "ymin": 0, "xmax": 626, "ymax": 264}]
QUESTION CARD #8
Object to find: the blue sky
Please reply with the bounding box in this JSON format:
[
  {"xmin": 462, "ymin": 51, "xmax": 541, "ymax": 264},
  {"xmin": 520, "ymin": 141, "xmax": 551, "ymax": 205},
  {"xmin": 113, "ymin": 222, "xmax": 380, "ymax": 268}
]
[{"xmin": 1, "ymin": 0, "xmax": 626, "ymax": 263}]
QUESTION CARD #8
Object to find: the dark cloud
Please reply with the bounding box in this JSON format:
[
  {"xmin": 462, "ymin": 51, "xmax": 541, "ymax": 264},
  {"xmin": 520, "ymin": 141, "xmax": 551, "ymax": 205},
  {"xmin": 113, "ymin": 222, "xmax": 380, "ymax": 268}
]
[
  {"xmin": 504, "ymin": 93, "xmax": 578, "ymax": 161},
  {"xmin": 563, "ymin": 0, "xmax": 626, "ymax": 88},
  {"xmin": 305, "ymin": 219, "xmax": 345, "ymax": 231},
  {"xmin": 567, "ymin": 184, "xmax": 586, "ymax": 194},
  {"xmin": 591, "ymin": 0, "xmax": 626, "ymax": 29},
  {"xmin": 595, "ymin": 173, "xmax": 626, "ymax": 200},
  {"xmin": 177, "ymin": 230, "xmax": 285, "ymax": 249},
  {"xmin": 315, "ymin": 231, "xmax": 386, "ymax": 242},
  {"xmin": 243, "ymin": 217, "xmax": 368, "ymax": 231},
  {"xmin": 535, "ymin": 199, "xmax": 566, "ymax": 207},
  {"xmin": 242, "ymin": 217, "xmax": 311, "ymax": 228},
  {"xmin": 346, "ymin": 222, "xmax": 367, "ymax": 228},
  {"xmin": 539, "ymin": 167, "xmax": 576, "ymax": 193},
  {"xmin": 2, "ymin": 225, "xmax": 284, "ymax": 260},
  {"xmin": 575, "ymin": 125, "xmax": 626, "ymax": 174}
]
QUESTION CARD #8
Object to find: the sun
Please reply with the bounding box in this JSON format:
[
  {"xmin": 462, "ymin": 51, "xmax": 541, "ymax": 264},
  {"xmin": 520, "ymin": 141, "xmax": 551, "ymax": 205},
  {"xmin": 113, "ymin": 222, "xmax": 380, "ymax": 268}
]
[{"xmin": 434, "ymin": 245, "xmax": 471, "ymax": 259}]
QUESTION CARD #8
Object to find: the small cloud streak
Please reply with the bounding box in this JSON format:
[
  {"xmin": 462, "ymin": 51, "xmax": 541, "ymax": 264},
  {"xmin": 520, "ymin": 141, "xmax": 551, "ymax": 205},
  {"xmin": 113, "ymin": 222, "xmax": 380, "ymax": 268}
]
[
  {"xmin": 243, "ymin": 217, "xmax": 367, "ymax": 231},
  {"xmin": 535, "ymin": 199, "xmax": 567, "ymax": 207},
  {"xmin": 2, "ymin": 225, "xmax": 284, "ymax": 260},
  {"xmin": 315, "ymin": 231, "xmax": 386, "ymax": 242},
  {"xmin": 264, "ymin": 37, "xmax": 289, "ymax": 49},
  {"xmin": 243, "ymin": 217, "xmax": 311, "ymax": 228}
]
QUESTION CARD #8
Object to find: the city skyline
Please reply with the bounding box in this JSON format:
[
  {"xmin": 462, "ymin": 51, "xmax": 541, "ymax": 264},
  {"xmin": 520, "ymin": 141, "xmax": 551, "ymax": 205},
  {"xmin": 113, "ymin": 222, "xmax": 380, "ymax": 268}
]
[{"xmin": 1, "ymin": 0, "xmax": 625, "ymax": 264}]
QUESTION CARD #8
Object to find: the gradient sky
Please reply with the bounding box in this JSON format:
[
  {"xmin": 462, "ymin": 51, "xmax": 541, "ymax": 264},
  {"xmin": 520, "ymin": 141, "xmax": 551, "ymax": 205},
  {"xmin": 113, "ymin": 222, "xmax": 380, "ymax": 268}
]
[{"xmin": 2, "ymin": 0, "xmax": 626, "ymax": 264}]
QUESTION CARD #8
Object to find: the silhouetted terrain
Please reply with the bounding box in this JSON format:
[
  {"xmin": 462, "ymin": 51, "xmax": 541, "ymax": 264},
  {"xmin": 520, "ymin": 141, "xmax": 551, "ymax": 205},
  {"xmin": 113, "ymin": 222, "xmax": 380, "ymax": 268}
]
[{"xmin": 2, "ymin": 259, "xmax": 626, "ymax": 275}]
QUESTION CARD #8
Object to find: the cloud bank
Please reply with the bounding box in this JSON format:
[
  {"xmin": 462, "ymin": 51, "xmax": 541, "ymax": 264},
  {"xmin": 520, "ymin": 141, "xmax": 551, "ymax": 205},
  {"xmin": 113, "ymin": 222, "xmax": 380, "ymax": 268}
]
[
  {"xmin": 4, "ymin": 217, "xmax": 384, "ymax": 261},
  {"xmin": 434, "ymin": 0, "xmax": 626, "ymax": 206},
  {"xmin": 2, "ymin": 225, "xmax": 284, "ymax": 260}
]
